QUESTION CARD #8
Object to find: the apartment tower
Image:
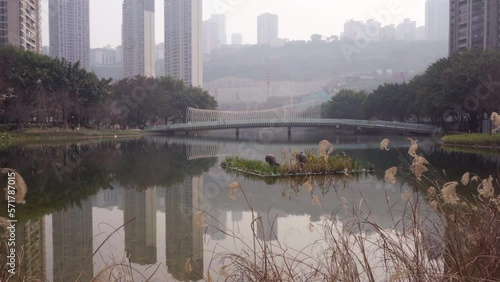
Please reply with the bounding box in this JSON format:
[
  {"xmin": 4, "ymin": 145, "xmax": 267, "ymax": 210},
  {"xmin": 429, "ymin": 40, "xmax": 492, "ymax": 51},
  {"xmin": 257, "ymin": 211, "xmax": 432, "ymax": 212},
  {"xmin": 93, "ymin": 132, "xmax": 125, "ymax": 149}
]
[
  {"xmin": 210, "ymin": 14, "xmax": 226, "ymax": 46},
  {"xmin": 426, "ymin": 0, "xmax": 450, "ymax": 41},
  {"xmin": 122, "ymin": 0, "xmax": 155, "ymax": 77},
  {"xmin": 0, "ymin": 0, "xmax": 41, "ymax": 53},
  {"xmin": 164, "ymin": 0, "xmax": 202, "ymax": 87},
  {"xmin": 257, "ymin": 13, "xmax": 278, "ymax": 45},
  {"xmin": 449, "ymin": 0, "xmax": 500, "ymax": 54},
  {"xmin": 49, "ymin": 0, "xmax": 90, "ymax": 68}
]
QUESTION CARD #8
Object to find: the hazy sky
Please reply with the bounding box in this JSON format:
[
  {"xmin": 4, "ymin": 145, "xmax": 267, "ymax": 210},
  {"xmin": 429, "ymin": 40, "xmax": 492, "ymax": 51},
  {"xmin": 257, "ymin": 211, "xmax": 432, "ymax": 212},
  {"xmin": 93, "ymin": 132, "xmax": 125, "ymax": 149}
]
[{"xmin": 41, "ymin": 0, "xmax": 426, "ymax": 48}]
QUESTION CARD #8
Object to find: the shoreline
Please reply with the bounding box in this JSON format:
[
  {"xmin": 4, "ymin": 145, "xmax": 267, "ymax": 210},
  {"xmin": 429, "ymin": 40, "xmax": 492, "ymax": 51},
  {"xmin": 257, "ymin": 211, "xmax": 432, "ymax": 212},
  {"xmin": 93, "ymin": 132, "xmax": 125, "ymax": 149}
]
[
  {"xmin": 0, "ymin": 129, "xmax": 159, "ymax": 146},
  {"xmin": 441, "ymin": 133, "xmax": 500, "ymax": 150}
]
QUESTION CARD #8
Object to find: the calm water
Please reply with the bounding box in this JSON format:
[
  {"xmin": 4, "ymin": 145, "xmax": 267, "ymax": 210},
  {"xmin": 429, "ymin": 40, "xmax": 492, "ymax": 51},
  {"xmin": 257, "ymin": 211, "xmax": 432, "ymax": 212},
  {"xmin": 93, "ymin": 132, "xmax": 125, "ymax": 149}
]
[{"xmin": 1, "ymin": 130, "xmax": 499, "ymax": 281}]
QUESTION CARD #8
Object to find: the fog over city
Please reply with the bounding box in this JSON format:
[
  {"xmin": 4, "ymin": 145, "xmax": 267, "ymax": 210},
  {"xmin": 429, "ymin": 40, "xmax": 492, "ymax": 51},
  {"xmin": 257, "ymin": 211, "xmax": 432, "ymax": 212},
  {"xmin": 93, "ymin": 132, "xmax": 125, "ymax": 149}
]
[{"xmin": 40, "ymin": 0, "xmax": 426, "ymax": 47}]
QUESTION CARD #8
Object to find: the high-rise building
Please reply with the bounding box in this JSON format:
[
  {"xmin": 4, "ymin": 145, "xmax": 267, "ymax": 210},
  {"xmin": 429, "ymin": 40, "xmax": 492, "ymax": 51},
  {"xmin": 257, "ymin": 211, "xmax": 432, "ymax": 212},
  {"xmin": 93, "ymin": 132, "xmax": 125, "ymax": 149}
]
[
  {"xmin": 164, "ymin": 0, "xmax": 203, "ymax": 87},
  {"xmin": 90, "ymin": 45, "xmax": 117, "ymax": 67},
  {"xmin": 156, "ymin": 42, "xmax": 164, "ymax": 61},
  {"xmin": 202, "ymin": 19, "xmax": 219, "ymax": 54},
  {"xmin": 115, "ymin": 45, "xmax": 123, "ymax": 64},
  {"xmin": 122, "ymin": 0, "xmax": 155, "ymax": 77},
  {"xmin": 0, "ymin": 0, "xmax": 41, "ymax": 53},
  {"xmin": 449, "ymin": 0, "xmax": 500, "ymax": 54},
  {"xmin": 381, "ymin": 24, "xmax": 397, "ymax": 40},
  {"xmin": 49, "ymin": 0, "xmax": 90, "ymax": 68},
  {"xmin": 417, "ymin": 26, "xmax": 426, "ymax": 41},
  {"xmin": 210, "ymin": 14, "xmax": 226, "ymax": 45},
  {"xmin": 425, "ymin": 0, "xmax": 450, "ymax": 41},
  {"xmin": 155, "ymin": 42, "xmax": 165, "ymax": 76},
  {"xmin": 202, "ymin": 14, "xmax": 228, "ymax": 54},
  {"xmin": 257, "ymin": 13, "xmax": 279, "ymax": 45},
  {"xmin": 231, "ymin": 33, "xmax": 243, "ymax": 45},
  {"xmin": 343, "ymin": 19, "xmax": 381, "ymax": 41},
  {"xmin": 397, "ymin": 18, "xmax": 417, "ymax": 41},
  {"xmin": 343, "ymin": 19, "xmax": 364, "ymax": 40}
]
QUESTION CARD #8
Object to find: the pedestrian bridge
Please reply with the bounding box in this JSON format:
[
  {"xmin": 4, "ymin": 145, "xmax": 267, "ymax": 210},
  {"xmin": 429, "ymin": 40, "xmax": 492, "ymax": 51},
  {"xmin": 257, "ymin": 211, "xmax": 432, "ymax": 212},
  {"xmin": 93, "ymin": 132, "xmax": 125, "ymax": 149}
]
[{"xmin": 145, "ymin": 102, "xmax": 441, "ymax": 135}]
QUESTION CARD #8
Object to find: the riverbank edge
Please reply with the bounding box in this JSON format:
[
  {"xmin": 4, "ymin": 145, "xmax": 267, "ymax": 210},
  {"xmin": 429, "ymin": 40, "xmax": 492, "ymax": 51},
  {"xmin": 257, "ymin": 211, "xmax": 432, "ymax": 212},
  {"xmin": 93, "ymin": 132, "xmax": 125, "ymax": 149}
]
[
  {"xmin": 441, "ymin": 133, "xmax": 500, "ymax": 149},
  {"xmin": 1, "ymin": 129, "xmax": 160, "ymax": 146}
]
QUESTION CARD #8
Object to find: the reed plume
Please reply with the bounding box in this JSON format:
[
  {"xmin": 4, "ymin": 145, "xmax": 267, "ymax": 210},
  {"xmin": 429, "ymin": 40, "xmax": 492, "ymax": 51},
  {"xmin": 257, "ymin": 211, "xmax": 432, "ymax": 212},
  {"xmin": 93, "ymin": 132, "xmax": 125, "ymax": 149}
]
[
  {"xmin": 491, "ymin": 112, "xmax": 500, "ymax": 133},
  {"xmin": 384, "ymin": 166, "xmax": 398, "ymax": 184},
  {"xmin": 380, "ymin": 139, "xmax": 390, "ymax": 151},
  {"xmin": 0, "ymin": 168, "xmax": 27, "ymax": 204}
]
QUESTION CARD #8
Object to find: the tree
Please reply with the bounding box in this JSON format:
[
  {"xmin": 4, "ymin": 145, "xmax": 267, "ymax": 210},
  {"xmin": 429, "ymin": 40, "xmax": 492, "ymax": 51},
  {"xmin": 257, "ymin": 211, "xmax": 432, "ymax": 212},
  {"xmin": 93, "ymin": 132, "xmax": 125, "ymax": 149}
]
[
  {"xmin": 322, "ymin": 89, "xmax": 367, "ymax": 119},
  {"xmin": 110, "ymin": 76, "xmax": 217, "ymax": 127},
  {"xmin": 364, "ymin": 83, "xmax": 414, "ymax": 122},
  {"xmin": 0, "ymin": 46, "xmax": 111, "ymax": 128}
]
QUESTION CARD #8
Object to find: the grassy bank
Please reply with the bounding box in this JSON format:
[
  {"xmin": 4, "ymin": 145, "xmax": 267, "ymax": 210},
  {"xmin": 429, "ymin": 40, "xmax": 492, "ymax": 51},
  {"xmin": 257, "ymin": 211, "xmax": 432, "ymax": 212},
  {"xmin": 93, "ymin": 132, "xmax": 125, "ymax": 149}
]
[
  {"xmin": 1, "ymin": 128, "xmax": 153, "ymax": 146},
  {"xmin": 441, "ymin": 133, "xmax": 500, "ymax": 148}
]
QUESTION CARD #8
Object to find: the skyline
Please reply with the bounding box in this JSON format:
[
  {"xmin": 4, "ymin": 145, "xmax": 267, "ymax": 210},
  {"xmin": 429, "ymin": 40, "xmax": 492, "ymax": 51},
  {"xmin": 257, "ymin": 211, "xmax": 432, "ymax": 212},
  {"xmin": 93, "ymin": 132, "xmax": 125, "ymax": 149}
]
[{"xmin": 40, "ymin": 0, "xmax": 426, "ymax": 48}]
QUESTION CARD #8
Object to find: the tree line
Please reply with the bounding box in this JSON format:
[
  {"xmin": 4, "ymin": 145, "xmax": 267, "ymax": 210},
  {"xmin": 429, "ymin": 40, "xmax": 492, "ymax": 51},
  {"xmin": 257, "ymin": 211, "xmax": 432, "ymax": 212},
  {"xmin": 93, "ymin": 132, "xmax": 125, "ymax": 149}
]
[
  {"xmin": 322, "ymin": 49, "xmax": 500, "ymax": 132},
  {"xmin": 0, "ymin": 46, "xmax": 217, "ymax": 129}
]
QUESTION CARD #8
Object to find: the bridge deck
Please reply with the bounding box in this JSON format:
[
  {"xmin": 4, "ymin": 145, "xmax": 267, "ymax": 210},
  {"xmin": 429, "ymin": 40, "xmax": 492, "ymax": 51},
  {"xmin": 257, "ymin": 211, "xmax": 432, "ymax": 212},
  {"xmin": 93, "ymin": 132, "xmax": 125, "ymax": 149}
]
[{"xmin": 146, "ymin": 118, "xmax": 441, "ymax": 135}]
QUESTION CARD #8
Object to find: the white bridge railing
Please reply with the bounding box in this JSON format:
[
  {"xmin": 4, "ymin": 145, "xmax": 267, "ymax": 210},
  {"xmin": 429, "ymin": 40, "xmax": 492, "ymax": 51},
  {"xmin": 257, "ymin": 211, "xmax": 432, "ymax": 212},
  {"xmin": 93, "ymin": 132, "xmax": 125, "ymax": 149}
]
[{"xmin": 186, "ymin": 100, "xmax": 322, "ymax": 123}]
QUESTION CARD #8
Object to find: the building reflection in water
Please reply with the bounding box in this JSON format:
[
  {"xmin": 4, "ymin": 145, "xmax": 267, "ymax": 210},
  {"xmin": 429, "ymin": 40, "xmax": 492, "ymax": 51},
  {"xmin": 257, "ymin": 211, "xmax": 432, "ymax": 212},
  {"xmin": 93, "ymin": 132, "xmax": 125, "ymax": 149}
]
[
  {"xmin": 16, "ymin": 218, "xmax": 46, "ymax": 280},
  {"xmin": 256, "ymin": 209, "xmax": 280, "ymax": 242},
  {"xmin": 124, "ymin": 188, "xmax": 158, "ymax": 265},
  {"xmin": 165, "ymin": 176, "xmax": 204, "ymax": 281},
  {"xmin": 52, "ymin": 200, "xmax": 93, "ymax": 281}
]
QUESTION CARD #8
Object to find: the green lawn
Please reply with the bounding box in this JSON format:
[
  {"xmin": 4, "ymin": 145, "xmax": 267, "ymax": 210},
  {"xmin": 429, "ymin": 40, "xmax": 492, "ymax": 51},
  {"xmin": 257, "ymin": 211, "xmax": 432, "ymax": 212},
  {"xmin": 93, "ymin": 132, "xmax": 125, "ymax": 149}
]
[
  {"xmin": 441, "ymin": 133, "xmax": 500, "ymax": 147},
  {"xmin": 1, "ymin": 128, "xmax": 152, "ymax": 146}
]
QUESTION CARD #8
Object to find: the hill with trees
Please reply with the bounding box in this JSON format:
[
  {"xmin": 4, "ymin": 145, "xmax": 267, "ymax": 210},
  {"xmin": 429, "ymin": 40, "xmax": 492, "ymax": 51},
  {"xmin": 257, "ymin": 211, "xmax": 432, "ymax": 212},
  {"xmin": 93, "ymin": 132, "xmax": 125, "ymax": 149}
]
[{"xmin": 204, "ymin": 39, "xmax": 448, "ymax": 82}]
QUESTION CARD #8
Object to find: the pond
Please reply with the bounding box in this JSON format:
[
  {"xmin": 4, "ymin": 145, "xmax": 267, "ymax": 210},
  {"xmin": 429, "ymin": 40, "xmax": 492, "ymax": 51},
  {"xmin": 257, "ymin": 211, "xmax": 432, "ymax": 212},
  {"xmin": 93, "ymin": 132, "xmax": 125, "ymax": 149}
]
[{"xmin": 1, "ymin": 129, "xmax": 499, "ymax": 281}]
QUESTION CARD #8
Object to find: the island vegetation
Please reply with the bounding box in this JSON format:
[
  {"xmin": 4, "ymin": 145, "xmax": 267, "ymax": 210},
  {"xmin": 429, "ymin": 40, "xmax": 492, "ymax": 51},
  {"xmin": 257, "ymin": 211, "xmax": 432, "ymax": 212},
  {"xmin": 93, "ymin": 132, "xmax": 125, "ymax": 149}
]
[{"xmin": 222, "ymin": 140, "xmax": 370, "ymax": 177}]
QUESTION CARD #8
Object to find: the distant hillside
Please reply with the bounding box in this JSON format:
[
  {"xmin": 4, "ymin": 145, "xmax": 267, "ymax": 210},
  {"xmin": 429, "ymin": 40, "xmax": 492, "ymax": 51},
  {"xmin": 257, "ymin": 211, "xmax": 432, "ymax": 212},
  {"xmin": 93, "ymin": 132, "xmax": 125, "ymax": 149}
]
[{"xmin": 203, "ymin": 40, "xmax": 448, "ymax": 82}]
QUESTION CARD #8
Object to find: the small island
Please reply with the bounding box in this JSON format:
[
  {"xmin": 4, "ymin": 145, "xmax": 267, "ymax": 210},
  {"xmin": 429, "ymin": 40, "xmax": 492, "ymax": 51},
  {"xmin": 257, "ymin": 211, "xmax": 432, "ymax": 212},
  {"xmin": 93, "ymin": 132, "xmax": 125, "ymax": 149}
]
[{"xmin": 220, "ymin": 140, "xmax": 373, "ymax": 178}]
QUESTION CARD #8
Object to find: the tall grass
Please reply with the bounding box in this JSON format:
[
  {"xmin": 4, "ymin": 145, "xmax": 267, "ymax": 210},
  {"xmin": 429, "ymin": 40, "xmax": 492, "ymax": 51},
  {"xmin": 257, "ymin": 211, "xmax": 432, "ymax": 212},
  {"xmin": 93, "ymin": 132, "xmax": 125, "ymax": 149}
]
[{"xmin": 206, "ymin": 138, "xmax": 500, "ymax": 281}]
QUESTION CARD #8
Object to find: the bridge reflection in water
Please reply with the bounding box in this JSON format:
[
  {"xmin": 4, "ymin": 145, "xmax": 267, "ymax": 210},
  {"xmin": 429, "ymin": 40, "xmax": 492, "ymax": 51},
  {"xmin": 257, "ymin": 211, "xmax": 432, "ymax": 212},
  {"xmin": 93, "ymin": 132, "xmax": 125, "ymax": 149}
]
[{"xmin": 158, "ymin": 135, "xmax": 426, "ymax": 161}]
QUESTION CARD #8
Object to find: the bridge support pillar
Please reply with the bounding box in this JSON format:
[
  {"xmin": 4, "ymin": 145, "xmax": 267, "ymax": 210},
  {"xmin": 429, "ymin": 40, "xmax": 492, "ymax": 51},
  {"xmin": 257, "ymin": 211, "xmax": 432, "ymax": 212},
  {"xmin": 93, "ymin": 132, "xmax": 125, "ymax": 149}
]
[
  {"xmin": 287, "ymin": 126, "xmax": 291, "ymax": 141},
  {"xmin": 236, "ymin": 128, "xmax": 240, "ymax": 139}
]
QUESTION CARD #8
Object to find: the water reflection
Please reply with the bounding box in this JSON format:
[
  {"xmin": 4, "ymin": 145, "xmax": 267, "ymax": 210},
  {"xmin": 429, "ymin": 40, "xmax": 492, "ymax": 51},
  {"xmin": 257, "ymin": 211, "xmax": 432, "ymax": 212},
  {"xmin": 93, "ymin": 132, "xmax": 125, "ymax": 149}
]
[
  {"xmin": 165, "ymin": 177, "xmax": 204, "ymax": 281},
  {"xmin": 15, "ymin": 219, "xmax": 46, "ymax": 280},
  {"xmin": 0, "ymin": 134, "xmax": 499, "ymax": 281},
  {"xmin": 52, "ymin": 201, "xmax": 93, "ymax": 281},
  {"xmin": 124, "ymin": 188, "xmax": 157, "ymax": 265}
]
